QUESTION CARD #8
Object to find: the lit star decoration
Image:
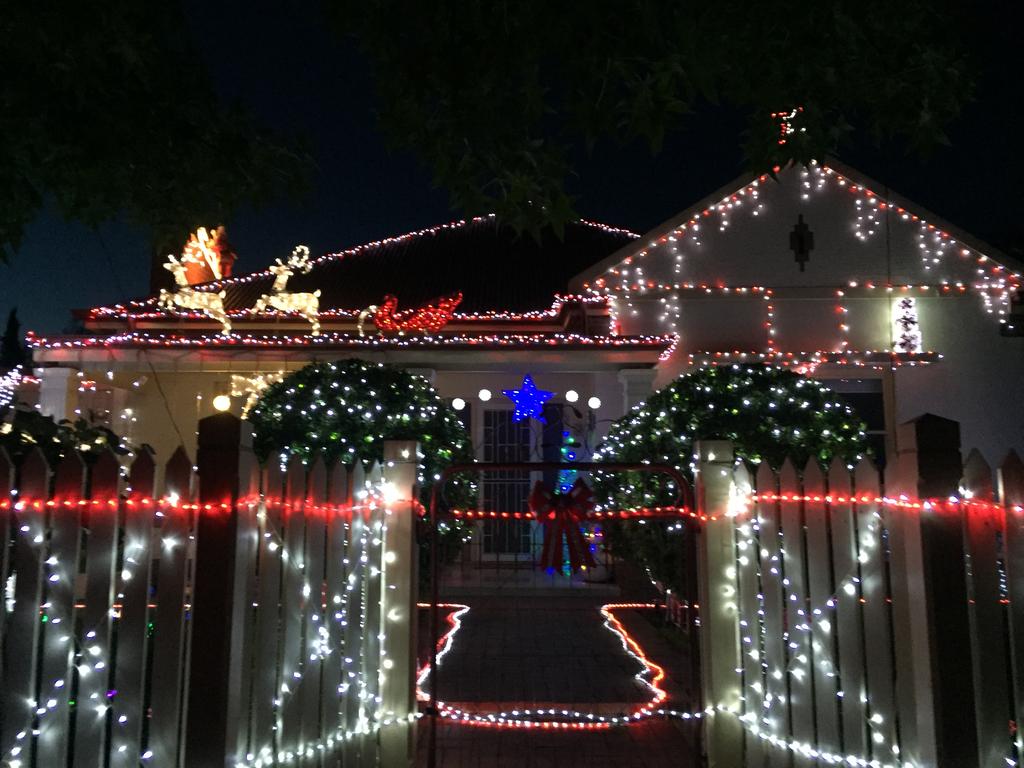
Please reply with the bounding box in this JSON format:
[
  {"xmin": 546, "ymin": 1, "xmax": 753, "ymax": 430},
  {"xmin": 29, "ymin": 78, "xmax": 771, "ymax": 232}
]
[{"xmin": 502, "ymin": 375, "xmax": 555, "ymax": 423}]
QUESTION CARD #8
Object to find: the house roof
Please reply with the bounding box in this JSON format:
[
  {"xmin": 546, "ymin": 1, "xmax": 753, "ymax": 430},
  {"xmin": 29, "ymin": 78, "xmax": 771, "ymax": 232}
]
[
  {"xmin": 100, "ymin": 216, "xmax": 640, "ymax": 318},
  {"xmin": 570, "ymin": 157, "xmax": 1023, "ymax": 290}
]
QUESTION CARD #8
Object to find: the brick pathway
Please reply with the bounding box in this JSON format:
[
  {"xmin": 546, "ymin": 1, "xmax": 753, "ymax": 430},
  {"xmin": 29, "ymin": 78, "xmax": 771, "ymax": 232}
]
[{"xmin": 417, "ymin": 596, "xmax": 702, "ymax": 767}]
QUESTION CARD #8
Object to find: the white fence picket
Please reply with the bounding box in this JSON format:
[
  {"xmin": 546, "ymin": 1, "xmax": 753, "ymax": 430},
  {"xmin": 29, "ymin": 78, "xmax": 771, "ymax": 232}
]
[
  {"xmin": 802, "ymin": 461, "xmax": 841, "ymax": 756},
  {"xmin": 732, "ymin": 463, "xmax": 766, "ymax": 763},
  {"xmin": 232, "ymin": 493, "xmax": 262, "ymax": 764},
  {"xmin": 300, "ymin": 461, "xmax": 328, "ymax": 767},
  {"xmin": 321, "ymin": 462, "xmax": 349, "ymax": 748},
  {"xmin": 0, "ymin": 451, "xmax": 49, "ymax": 761},
  {"xmin": 778, "ymin": 459, "xmax": 813, "ymax": 768},
  {"xmin": 962, "ymin": 450, "xmax": 1013, "ymax": 765},
  {"xmin": 344, "ymin": 461, "xmax": 366, "ymax": 766},
  {"xmin": 72, "ymin": 452, "xmax": 123, "ymax": 768},
  {"xmin": 827, "ymin": 459, "xmax": 867, "ymax": 759},
  {"xmin": 0, "ymin": 449, "xmax": 11, "ymax": 667},
  {"xmin": 852, "ymin": 460, "xmax": 898, "ymax": 759},
  {"xmin": 109, "ymin": 496, "xmax": 156, "ymax": 767},
  {"xmin": 998, "ymin": 451, "xmax": 1024, "ymax": 762},
  {"xmin": 361, "ymin": 463, "xmax": 384, "ymax": 768},
  {"xmin": 35, "ymin": 457, "xmax": 85, "ymax": 766},
  {"xmin": 754, "ymin": 462, "xmax": 789, "ymax": 768},
  {"xmin": 147, "ymin": 465, "xmax": 194, "ymax": 768},
  {"xmin": 279, "ymin": 458, "xmax": 308, "ymax": 760},
  {"xmin": 251, "ymin": 491, "xmax": 285, "ymax": 765}
]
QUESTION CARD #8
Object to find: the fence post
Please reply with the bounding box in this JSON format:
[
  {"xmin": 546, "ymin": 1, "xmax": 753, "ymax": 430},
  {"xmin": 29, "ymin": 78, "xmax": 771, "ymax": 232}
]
[
  {"xmin": 694, "ymin": 439, "xmax": 743, "ymax": 768},
  {"xmin": 887, "ymin": 413, "xmax": 973, "ymax": 767},
  {"xmin": 184, "ymin": 412, "xmax": 258, "ymax": 768},
  {"xmin": 379, "ymin": 440, "xmax": 419, "ymax": 767}
]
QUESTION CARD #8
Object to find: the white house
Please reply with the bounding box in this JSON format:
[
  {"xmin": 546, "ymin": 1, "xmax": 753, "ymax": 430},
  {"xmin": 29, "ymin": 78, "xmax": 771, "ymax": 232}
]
[{"xmin": 19, "ymin": 159, "xmax": 1023, "ymax": 560}]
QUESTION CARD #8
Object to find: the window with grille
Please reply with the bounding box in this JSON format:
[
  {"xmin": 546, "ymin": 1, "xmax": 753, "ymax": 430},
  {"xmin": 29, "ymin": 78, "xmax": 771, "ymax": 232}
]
[{"xmin": 821, "ymin": 378, "xmax": 887, "ymax": 466}]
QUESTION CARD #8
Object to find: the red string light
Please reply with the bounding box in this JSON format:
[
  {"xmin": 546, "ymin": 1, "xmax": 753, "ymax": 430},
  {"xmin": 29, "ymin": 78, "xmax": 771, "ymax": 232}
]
[
  {"xmin": 372, "ymin": 293, "xmax": 463, "ymax": 334},
  {"xmin": 1, "ymin": 493, "xmax": 1018, "ymax": 519},
  {"xmin": 414, "ymin": 602, "xmax": 683, "ymax": 730},
  {"xmin": 436, "ymin": 505, "xmax": 704, "ymax": 521},
  {"xmin": 749, "ymin": 492, "xmax": 1023, "ymax": 516}
]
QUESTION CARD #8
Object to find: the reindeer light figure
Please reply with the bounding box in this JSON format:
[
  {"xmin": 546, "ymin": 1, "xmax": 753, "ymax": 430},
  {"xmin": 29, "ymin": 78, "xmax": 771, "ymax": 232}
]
[
  {"xmin": 252, "ymin": 246, "xmax": 321, "ymax": 335},
  {"xmin": 158, "ymin": 255, "xmax": 232, "ymax": 335}
]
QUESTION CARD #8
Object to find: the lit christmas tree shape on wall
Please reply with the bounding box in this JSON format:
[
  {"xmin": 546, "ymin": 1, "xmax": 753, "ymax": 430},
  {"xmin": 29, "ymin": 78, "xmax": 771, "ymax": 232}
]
[
  {"xmin": 502, "ymin": 374, "xmax": 555, "ymax": 423},
  {"xmin": 893, "ymin": 296, "xmax": 923, "ymax": 353}
]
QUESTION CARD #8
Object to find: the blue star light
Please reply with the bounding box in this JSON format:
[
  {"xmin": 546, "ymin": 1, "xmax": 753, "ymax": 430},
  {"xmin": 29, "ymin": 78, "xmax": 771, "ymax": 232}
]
[{"xmin": 502, "ymin": 374, "xmax": 555, "ymax": 423}]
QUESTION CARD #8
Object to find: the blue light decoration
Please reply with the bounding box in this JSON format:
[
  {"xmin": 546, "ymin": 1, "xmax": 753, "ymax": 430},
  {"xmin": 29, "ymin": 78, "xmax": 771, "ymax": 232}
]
[
  {"xmin": 558, "ymin": 430, "xmax": 578, "ymax": 493},
  {"xmin": 502, "ymin": 374, "xmax": 555, "ymax": 423}
]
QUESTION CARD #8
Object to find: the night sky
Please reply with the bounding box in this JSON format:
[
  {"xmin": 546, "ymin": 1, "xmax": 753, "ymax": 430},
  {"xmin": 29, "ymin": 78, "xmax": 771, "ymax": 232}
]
[{"xmin": 3, "ymin": 3, "xmax": 1020, "ymax": 334}]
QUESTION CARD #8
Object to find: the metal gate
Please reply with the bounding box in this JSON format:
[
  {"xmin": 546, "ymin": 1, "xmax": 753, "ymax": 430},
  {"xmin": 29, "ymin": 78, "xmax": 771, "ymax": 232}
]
[{"xmin": 422, "ymin": 460, "xmax": 696, "ymax": 768}]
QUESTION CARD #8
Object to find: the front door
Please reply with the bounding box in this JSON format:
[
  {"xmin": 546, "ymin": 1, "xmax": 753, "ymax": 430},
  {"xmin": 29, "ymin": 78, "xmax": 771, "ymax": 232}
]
[{"xmin": 481, "ymin": 408, "xmax": 532, "ymax": 555}]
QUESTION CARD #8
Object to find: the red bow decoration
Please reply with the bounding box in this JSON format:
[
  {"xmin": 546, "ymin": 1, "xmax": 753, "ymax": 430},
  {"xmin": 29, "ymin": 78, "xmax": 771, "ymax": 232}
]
[{"xmin": 529, "ymin": 478, "xmax": 597, "ymax": 573}]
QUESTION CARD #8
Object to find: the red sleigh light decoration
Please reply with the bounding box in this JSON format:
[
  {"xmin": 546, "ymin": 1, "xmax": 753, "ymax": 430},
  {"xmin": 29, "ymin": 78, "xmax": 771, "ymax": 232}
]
[
  {"xmin": 529, "ymin": 478, "xmax": 598, "ymax": 572},
  {"xmin": 374, "ymin": 292, "xmax": 463, "ymax": 335}
]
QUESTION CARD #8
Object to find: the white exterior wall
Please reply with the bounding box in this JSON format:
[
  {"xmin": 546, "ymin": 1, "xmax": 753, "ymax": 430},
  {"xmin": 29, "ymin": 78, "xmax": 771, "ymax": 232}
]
[
  {"xmin": 604, "ymin": 163, "xmax": 990, "ymax": 292},
  {"xmin": 895, "ymin": 295, "xmax": 1024, "ymax": 463},
  {"xmin": 58, "ymin": 361, "xmax": 647, "ymax": 469},
  {"xmin": 591, "ymin": 163, "xmax": 1023, "ymax": 460}
]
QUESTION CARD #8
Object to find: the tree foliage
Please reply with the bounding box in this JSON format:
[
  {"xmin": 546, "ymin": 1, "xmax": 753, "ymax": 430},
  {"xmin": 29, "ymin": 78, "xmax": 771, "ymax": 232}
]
[
  {"xmin": 0, "ymin": 409, "xmax": 132, "ymax": 467},
  {"xmin": 0, "ymin": 309, "xmax": 28, "ymax": 371},
  {"xmin": 0, "ymin": 2, "xmax": 310, "ymax": 262},
  {"xmin": 334, "ymin": 1, "xmax": 972, "ymax": 235},
  {"xmin": 592, "ymin": 365, "xmax": 871, "ymax": 591}
]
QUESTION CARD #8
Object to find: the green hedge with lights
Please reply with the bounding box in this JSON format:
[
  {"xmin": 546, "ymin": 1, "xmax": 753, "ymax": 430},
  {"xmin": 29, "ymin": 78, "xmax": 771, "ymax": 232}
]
[
  {"xmin": 593, "ymin": 365, "xmax": 871, "ymax": 593},
  {"xmin": 249, "ymin": 359, "xmax": 475, "ymax": 573}
]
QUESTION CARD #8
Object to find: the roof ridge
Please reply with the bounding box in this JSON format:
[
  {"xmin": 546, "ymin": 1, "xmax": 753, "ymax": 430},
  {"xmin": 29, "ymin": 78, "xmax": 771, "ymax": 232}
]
[{"xmin": 150, "ymin": 214, "xmax": 639, "ymax": 298}]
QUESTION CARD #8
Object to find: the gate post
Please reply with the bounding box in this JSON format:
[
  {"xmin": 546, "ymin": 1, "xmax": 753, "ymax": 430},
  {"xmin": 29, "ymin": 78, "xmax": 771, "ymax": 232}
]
[
  {"xmin": 694, "ymin": 440, "xmax": 743, "ymax": 767},
  {"xmin": 379, "ymin": 440, "xmax": 419, "ymax": 767},
  {"xmin": 886, "ymin": 413, "xmax": 971, "ymax": 767},
  {"xmin": 184, "ymin": 412, "xmax": 259, "ymax": 768}
]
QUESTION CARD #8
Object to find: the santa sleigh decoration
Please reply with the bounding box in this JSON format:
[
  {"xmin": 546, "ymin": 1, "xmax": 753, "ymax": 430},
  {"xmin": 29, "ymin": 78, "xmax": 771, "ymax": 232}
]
[{"xmin": 360, "ymin": 292, "xmax": 463, "ymax": 336}]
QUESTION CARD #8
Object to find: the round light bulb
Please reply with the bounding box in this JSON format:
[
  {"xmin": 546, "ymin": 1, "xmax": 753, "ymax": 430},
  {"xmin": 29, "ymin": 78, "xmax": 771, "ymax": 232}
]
[
  {"xmin": 212, "ymin": 394, "xmax": 232, "ymax": 412},
  {"xmin": 587, "ymin": 396, "xmax": 602, "ymax": 410},
  {"xmin": 452, "ymin": 397, "xmax": 466, "ymax": 411},
  {"xmin": 565, "ymin": 389, "xmax": 579, "ymax": 403},
  {"xmin": 478, "ymin": 388, "xmax": 492, "ymax": 402}
]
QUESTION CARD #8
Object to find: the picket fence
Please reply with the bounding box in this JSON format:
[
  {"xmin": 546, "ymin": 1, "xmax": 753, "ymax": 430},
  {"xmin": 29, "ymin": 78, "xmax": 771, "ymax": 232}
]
[
  {"xmin": 0, "ymin": 413, "xmax": 419, "ymax": 768},
  {"xmin": 697, "ymin": 413, "xmax": 1024, "ymax": 768}
]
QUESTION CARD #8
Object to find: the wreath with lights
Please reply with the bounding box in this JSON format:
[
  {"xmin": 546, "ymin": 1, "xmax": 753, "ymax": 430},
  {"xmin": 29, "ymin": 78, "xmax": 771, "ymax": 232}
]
[
  {"xmin": 249, "ymin": 359, "xmax": 475, "ymax": 569},
  {"xmin": 593, "ymin": 365, "xmax": 871, "ymax": 592}
]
